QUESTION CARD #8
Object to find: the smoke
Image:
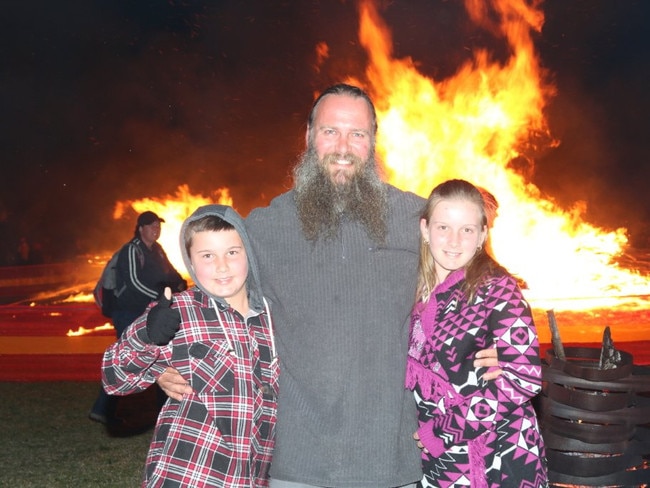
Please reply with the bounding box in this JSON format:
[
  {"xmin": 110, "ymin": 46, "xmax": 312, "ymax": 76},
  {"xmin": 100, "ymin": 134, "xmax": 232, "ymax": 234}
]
[{"xmin": 534, "ymin": 0, "xmax": 650, "ymax": 245}]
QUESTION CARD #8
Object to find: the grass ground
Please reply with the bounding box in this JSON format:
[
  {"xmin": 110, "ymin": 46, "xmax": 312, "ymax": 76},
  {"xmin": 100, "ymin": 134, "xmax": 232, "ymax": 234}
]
[
  {"xmin": 3, "ymin": 380, "xmax": 649, "ymax": 486},
  {"xmin": 0, "ymin": 381, "xmax": 158, "ymax": 487}
]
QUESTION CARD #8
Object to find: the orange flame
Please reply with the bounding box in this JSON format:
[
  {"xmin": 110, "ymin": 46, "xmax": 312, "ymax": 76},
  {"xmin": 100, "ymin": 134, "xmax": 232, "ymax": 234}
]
[
  {"xmin": 353, "ymin": 0, "xmax": 649, "ymax": 311},
  {"xmin": 115, "ymin": 184, "xmax": 232, "ymax": 278},
  {"xmin": 66, "ymin": 324, "xmax": 114, "ymax": 337},
  {"xmin": 106, "ymin": 1, "xmax": 650, "ymax": 315}
]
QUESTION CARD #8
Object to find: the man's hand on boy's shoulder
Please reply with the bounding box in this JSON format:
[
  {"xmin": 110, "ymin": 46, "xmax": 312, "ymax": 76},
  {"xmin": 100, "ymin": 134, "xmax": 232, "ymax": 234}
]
[
  {"xmin": 474, "ymin": 347, "xmax": 502, "ymax": 381},
  {"xmin": 157, "ymin": 367, "xmax": 192, "ymax": 401}
]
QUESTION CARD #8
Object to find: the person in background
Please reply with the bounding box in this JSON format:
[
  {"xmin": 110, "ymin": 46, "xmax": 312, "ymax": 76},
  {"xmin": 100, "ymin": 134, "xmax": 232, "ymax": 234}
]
[
  {"xmin": 102, "ymin": 204, "xmax": 278, "ymax": 487},
  {"xmin": 112, "ymin": 210, "xmax": 187, "ymax": 336},
  {"xmin": 158, "ymin": 83, "xmax": 500, "ymax": 487},
  {"xmin": 90, "ymin": 210, "xmax": 187, "ymax": 428},
  {"xmin": 406, "ymin": 179, "xmax": 548, "ymax": 487},
  {"xmin": 15, "ymin": 237, "xmax": 32, "ymax": 265}
]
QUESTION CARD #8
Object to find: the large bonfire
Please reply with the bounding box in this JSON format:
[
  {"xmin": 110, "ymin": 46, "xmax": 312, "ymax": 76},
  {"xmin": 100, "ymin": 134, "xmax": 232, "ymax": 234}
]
[{"xmin": 93, "ymin": 0, "xmax": 649, "ymax": 344}]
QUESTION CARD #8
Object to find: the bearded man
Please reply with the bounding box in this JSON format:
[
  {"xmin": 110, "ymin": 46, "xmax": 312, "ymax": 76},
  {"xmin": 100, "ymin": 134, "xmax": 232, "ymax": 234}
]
[
  {"xmin": 157, "ymin": 84, "xmax": 499, "ymax": 488},
  {"xmin": 246, "ymin": 84, "xmax": 424, "ymax": 488}
]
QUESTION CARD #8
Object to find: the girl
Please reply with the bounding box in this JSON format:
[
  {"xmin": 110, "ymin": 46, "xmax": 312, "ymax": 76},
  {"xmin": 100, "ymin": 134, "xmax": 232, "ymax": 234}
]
[{"xmin": 405, "ymin": 179, "xmax": 548, "ymax": 488}]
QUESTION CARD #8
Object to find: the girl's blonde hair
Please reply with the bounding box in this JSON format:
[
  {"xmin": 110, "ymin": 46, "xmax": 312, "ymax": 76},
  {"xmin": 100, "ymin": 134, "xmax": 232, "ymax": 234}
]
[{"xmin": 416, "ymin": 179, "xmax": 508, "ymax": 304}]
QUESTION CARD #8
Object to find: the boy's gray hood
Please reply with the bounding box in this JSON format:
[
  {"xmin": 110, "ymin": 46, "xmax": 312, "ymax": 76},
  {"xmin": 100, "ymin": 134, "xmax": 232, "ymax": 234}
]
[{"xmin": 180, "ymin": 204, "xmax": 265, "ymax": 312}]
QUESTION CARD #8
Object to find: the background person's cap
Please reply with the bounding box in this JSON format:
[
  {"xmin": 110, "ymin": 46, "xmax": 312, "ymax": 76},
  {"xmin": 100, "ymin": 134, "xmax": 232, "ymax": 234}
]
[{"xmin": 137, "ymin": 211, "xmax": 165, "ymax": 226}]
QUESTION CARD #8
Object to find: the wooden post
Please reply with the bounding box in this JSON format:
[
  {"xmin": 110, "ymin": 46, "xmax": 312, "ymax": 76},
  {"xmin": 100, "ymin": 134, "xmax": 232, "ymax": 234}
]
[{"xmin": 546, "ymin": 309, "xmax": 565, "ymax": 361}]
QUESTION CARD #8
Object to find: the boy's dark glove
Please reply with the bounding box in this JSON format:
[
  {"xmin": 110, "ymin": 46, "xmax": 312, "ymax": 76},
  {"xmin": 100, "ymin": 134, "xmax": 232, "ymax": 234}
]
[{"xmin": 146, "ymin": 288, "xmax": 181, "ymax": 346}]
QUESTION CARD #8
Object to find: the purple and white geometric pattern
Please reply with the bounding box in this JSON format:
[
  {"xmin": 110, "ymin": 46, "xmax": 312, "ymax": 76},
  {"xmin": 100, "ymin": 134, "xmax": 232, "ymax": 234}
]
[{"xmin": 406, "ymin": 269, "xmax": 548, "ymax": 487}]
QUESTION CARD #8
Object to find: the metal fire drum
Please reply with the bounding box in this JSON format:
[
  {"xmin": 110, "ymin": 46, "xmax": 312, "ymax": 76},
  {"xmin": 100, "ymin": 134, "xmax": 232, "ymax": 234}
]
[{"xmin": 539, "ymin": 344, "xmax": 650, "ymax": 486}]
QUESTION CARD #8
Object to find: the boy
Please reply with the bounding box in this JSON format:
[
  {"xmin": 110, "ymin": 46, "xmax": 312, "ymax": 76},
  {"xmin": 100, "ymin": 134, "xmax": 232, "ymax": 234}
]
[{"xmin": 102, "ymin": 204, "xmax": 278, "ymax": 487}]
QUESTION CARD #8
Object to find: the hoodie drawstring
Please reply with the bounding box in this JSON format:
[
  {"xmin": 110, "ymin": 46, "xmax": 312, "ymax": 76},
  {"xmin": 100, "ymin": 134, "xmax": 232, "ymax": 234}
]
[
  {"xmin": 210, "ymin": 297, "xmax": 236, "ymax": 355},
  {"xmin": 210, "ymin": 297, "xmax": 277, "ymax": 365}
]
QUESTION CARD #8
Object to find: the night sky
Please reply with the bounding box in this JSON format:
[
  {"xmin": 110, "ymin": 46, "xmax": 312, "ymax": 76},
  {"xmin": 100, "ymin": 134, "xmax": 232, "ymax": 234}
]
[{"xmin": 1, "ymin": 0, "xmax": 648, "ymax": 263}]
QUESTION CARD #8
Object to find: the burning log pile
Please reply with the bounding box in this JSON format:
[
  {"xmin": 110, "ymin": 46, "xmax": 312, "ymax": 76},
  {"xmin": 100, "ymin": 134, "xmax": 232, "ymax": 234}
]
[{"xmin": 539, "ymin": 316, "xmax": 650, "ymax": 486}]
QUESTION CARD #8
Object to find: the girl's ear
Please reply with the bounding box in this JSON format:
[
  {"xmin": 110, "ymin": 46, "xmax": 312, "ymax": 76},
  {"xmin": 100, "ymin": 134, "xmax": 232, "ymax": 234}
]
[{"xmin": 419, "ymin": 218, "xmax": 429, "ymax": 241}]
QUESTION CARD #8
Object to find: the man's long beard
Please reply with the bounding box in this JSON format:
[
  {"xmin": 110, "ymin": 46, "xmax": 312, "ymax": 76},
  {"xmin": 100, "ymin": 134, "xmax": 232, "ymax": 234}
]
[{"xmin": 293, "ymin": 147, "xmax": 388, "ymax": 244}]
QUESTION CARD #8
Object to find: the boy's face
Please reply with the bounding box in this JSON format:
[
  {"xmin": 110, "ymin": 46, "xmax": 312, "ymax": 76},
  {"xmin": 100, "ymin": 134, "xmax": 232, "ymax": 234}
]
[{"xmin": 189, "ymin": 229, "xmax": 249, "ymax": 312}]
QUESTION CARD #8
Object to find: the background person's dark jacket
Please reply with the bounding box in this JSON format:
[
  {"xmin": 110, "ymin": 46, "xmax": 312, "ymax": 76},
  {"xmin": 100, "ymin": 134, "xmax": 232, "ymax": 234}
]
[{"xmin": 115, "ymin": 237, "xmax": 186, "ymax": 317}]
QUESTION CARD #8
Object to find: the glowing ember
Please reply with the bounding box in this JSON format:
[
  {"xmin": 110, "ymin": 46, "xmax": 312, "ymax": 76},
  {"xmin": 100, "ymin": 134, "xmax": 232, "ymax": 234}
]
[
  {"xmin": 66, "ymin": 324, "xmax": 114, "ymax": 337},
  {"xmin": 62, "ymin": 292, "xmax": 94, "ymax": 303},
  {"xmin": 352, "ymin": 0, "xmax": 649, "ymax": 312}
]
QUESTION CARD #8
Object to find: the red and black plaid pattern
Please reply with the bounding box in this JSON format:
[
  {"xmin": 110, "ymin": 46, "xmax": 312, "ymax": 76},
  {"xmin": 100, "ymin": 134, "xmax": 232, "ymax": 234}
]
[{"xmin": 103, "ymin": 288, "xmax": 278, "ymax": 487}]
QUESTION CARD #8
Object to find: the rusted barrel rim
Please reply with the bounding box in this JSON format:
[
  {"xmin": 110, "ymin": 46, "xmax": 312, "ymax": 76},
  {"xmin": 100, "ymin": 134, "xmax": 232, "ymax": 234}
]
[
  {"xmin": 545, "ymin": 347, "xmax": 633, "ymax": 381},
  {"xmin": 543, "ymin": 394, "xmax": 650, "ymax": 424},
  {"xmin": 543, "ymin": 414, "xmax": 635, "ymax": 443},
  {"xmin": 546, "ymin": 449, "xmax": 642, "ymax": 477},
  {"xmin": 543, "ymin": 381, "xmax": 632, "ymax": 411},
  {"xmin": 541, "ymin": 430, "xmax": 629, "ymax": 454}
]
